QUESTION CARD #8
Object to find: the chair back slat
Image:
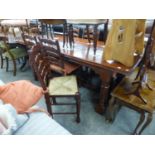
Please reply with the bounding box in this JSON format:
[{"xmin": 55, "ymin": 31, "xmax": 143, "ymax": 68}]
[
  {"xmin": 39, "ymin": 38, "xmax": 64, "ymax": 68},
  {"xmin": 30, "ymin": 45, "xmax": 51, "ymax": 90},
  {"xmin": 22, "ymin": 33, "xmax": 37, "ymax": 48}
]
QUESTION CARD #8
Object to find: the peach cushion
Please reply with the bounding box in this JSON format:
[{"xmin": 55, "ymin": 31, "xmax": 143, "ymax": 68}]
[{"xmin": 0, "ymin": 80, "xmax": 44, "ymax": 113}]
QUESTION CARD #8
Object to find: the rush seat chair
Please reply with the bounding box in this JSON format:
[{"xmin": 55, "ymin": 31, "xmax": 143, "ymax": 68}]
[{"xmin": 30, "ymin": 44, "xmax": 81, "ymax": 123}]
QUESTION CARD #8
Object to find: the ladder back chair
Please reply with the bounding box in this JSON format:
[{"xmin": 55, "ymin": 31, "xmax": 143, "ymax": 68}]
[
  {"xmin": 30, "ymin": 44, "xmax": 81, "ymax": 123},
  {"xmin": 38, "ymin": 37, "xmax": 80, "ymax": 76},
  {"xmin": 21, "ymin": 33, "xmax": 38, "ymax": 80}
]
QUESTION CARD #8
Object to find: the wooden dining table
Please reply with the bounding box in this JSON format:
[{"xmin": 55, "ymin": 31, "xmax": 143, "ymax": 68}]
[
  {"xmin": 16, "ymin": 35, "xmax": 143, "ymax": 115},
  {"xmin": 56, "ymin": 36, "xmax": 143, "ymax": 114}
]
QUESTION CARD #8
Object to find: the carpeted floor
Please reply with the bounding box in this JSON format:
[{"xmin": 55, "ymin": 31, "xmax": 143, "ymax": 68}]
[{"xmin": 0, "ymin": 61, "xmax": 155, "ymax": 135}]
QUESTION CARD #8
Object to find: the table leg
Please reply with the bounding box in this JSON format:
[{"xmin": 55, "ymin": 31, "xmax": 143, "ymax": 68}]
[
  {"xmin": 63, "ymin": 23, "xmax": 67, "ymax": 48},
  {"xmin": 45, "ymin": 24, "xmax": 48, "ymax": 39},
  {"xmin": 93, "ymin": 25, "xmax": 98, "ymax": 55},
  {"xmin": 102, "ymin": 19, "xmax": 109, "ymax": 43},
  {"xmin": 68, "ymin": 24, "xmax": 74, "ymax": 48},
  {"xmin": 86, "ymin": 25, "xmax": 91, "ymax": 44},
  {"xmin": 95, "ymin": 70, "xmax": 113, "ymax": 114}
]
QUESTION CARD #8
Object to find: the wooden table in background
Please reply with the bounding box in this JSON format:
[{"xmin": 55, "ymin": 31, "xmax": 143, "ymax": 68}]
[{"xmin": 66, "ymin": 19, "xmax": 108, "ymax": 54}]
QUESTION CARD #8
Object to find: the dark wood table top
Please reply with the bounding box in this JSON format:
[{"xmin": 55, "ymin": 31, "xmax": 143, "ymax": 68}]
[
  {"xmin": 15, "ymin": 35, "xmax": 143, "ymax": 76},
  {"xmin": 56, "ymin": 36, "xmax": 143, "ymax": 75}
]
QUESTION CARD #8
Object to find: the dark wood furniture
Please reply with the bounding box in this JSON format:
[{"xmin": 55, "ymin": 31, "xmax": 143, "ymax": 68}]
[
  {"xmin": 38, "ymin": 37, "xmax": 80, "ymax": 75},
  {"xmin": 30, "ymin": 44, "xmax": 81, "ymax": 122},
  {"xmin": 66, "ymin": 19, "xmax": 108, "ymax": 54},
  {"xmin": 21, "ymin": 33, "xmax": 38, "ymax": 80},
  {"xmin": 39, "ymin": 19, "xmax": 66, "ymax": 40},
  {"xmin": 56, "ymin": 36, "xmax": 142, "ymax": 114},
  {"xmin": 22, "ymin": 33, "xmax": 37, "ymax": 49},
  {"xmin": 13, "ymin": 33, "xmax": 142, "ymax": 115}
]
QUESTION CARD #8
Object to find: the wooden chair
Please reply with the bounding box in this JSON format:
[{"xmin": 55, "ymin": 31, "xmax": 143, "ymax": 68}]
[
  {"xmin": 0, "ymin": 36, "xmax": 8, "ymax": 68},
  {"xmin": 30, "ymin": 44, "xmax": 81, "ymax": 122},
  {"xmin": 0, "ymin": 37, "xmax": 28, "ymax": 76},
  {"xmin": 106, "ymin": 70, "xmax": 155, "ymax": 134},
  {"xmin": 0, "ymin": 28, "xmax": 9, "ymax": 69},
  {"xmin": 38, "ymin": 37, "xmax": 80, "ymax": 76},
  {"xmin": 21, "ymin": 33, "xmax": 38, "ymax": 80},
  {"xmin": 21, "ymin": 33, "xmax": 37, "ymax": 52},
  {"xmin": 106, "ymin": 20, "xmax": 155, "ymax": 134},
  {"xmin": 0, "ymin": 45, "xmax": 4, "ymax": 68}
]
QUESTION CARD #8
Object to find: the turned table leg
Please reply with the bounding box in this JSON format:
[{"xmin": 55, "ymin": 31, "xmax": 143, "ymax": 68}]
[{"xmin": 95, "ymin": 70, "xmax": 112, "ymax": 114}]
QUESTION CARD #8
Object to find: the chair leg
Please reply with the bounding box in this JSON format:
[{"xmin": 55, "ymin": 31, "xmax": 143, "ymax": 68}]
[
  {"xmin": 133, "ymin": 111, "xmax": 145, "ymax": 135},
  {"xmin": 44, "ymin": 94, "xmax": 53, "ymax": 117},
  {"xmin": 33, "ymin": 70, "xmax": 38, "ymax": 81},
  {"xmin": 20, "ymin": 56, "xmax": 28, "ymax": 70},
  {"xmin": 6, "ymin": 57, "xmax": 9, "ymax": 72},
  {"xmin": 12, "ymin": 59, "xmax": 16, "ymax": 76},
  {"xmin": 52, "ymin": 97, "xmax": 57, "ymax": 105},
  {"xmin": 17, "ymin": 58, "xmax": 21, "ymax": 64},
  {"xmin": 75, "ymin": 93, "xmax": 80, "ymax": 123},
  {"xmin": 105, "ymin": 97, "xmax": 121, "ymax": 122},
  {"xmin": 31, "ymin": 65, "xmax": 38, "ymax": 81},
  {"xmin": 0, "ymin": 55, "xmax": 3, "ymax": 68},
  {"xmin": 138, "ymin": 113, "xmax": 153, "ymax": 135}
]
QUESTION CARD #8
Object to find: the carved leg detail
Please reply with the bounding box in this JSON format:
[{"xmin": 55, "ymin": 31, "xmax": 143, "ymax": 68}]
[{"xmin": 133, "ymin": 111, "xmax": 145, "ymax": 135}]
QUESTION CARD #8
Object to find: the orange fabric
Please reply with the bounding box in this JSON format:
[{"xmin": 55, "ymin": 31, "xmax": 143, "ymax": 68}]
[{"xmin": 0, "ymin": 80, "xmax": 44, "ymax": 113}]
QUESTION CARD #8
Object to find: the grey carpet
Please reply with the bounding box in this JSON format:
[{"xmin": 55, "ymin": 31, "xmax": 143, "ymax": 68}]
[{"xmin": 0, "ymin": 61, "xmax": 155, "ymax": 135}]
